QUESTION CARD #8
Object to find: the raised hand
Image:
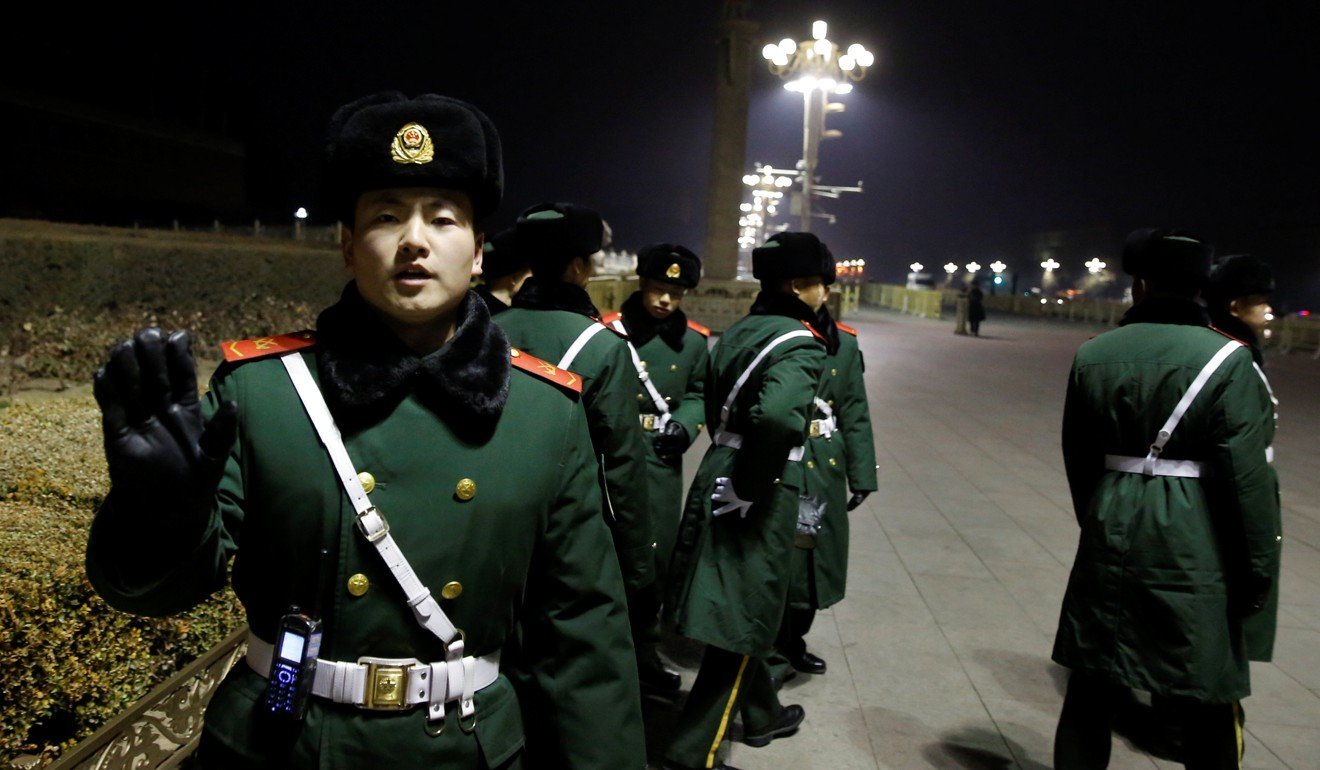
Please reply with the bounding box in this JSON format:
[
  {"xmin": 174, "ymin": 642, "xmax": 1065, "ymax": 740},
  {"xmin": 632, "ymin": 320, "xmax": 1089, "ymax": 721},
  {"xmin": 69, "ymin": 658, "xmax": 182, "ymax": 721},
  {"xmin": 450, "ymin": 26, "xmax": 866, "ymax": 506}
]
[
  {"xmin": 711, "ymin": 477, "xmax": 753, "ymax": 519},
  {"xmin": 93, "ymin": 328, "xmax": 237, "ymax": 508}
]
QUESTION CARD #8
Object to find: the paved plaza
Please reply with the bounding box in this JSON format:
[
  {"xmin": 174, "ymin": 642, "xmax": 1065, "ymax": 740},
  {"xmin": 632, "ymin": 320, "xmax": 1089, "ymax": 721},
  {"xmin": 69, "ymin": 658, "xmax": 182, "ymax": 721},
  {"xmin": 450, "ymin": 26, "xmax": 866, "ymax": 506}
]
[{"xmin": 655, "ymin": 307, "xmax": 1320, "ymax": 770}]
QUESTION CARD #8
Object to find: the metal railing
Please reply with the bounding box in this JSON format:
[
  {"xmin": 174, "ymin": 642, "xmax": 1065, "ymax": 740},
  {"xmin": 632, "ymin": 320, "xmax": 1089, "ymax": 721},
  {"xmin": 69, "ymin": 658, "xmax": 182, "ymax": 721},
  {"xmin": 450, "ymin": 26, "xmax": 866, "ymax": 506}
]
[{"xmin": 29, "ymin": 627, "xmax": 248, "ymax": 770}]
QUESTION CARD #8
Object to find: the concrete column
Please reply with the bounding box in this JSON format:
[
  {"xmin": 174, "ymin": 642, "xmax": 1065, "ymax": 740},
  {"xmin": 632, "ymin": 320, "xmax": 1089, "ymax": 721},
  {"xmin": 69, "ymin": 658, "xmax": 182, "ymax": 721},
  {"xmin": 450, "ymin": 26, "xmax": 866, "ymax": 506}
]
[{"xmin": 702, "ymin": 0, "xmax": 758, "ymax": 280}]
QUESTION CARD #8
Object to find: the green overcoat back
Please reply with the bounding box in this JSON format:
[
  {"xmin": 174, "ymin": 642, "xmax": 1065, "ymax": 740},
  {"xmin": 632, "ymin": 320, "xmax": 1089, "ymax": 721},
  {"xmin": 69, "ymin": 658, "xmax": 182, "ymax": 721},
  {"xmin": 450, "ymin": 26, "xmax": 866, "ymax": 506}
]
[
  {"xmin": 86, "ymin": 327, "xmax": 646, "ymax": 768},
  {"xmin": 496, "ymin": 307, "xmax": 655, "ymax": 594},
  {"xmin": 1052, "ymin": 319, "xmax": 1281, "ymax": 702},
  {"xmin": 665, "ymin": 313, "xmax": 825, "ymax": 657},
  {"xmin": 791, "ymin": 325, "xmax": 878, "ymax": 610}
]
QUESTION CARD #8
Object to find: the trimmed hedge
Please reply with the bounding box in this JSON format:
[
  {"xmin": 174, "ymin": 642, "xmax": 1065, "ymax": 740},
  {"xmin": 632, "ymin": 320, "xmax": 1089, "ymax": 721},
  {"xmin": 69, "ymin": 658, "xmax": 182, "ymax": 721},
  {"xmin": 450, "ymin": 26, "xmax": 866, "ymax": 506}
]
[{"xmin": 0, "ymin": 399, "xmax": 245, "ymax": 766}]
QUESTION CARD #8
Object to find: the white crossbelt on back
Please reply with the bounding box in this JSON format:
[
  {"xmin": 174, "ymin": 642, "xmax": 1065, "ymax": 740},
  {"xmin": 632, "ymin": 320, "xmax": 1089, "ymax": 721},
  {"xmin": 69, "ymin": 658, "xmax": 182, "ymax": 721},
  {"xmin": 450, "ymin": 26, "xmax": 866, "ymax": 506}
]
[
  {"xmin": 610, "ymin": 318, "xmax": 671, "ymax": 430},
  {"xmin": 711, "ymin": 328, "xmax": 814, "ymax": 462},
  {"xmin": 276, "ymin": 352, "xmax": 495, "ymax": 726},
  {"xmin": 1103, "ymin": 339, "xmax": 1243, "ymax": 478},
  {"xmin": 557, "ymin": 322, "xmax": 608, "ymax": 370}
]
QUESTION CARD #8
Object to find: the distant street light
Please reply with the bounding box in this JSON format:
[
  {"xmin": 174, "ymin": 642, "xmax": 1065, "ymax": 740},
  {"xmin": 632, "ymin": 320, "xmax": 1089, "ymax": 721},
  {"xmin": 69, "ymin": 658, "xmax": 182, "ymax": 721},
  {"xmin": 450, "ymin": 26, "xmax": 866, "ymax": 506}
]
[
  {"xmin": 738, "ymin": 163, "xmax": 793, "ymax": 251},
  {"xmin": 1041, "ymin": 258, "xmax": 1060, "ymax": 271},
  {"xmin": 910, "ymin": 262, "xmax": 924, "ymax": 273},
  {"xmin": 965, "ymin": 261, "xmax": 981, "ymax": 273},
  {"xmin": 944, "ymin": 262, "xmax": 958, "ymax": 275},
  {"xmin": 1085, "ymin": 257, "xmax": 1107, "ymax": 274},
  {"xmin": 990, "ymin": 260, "xmax": 1006, "ymax": 274},
  {"xmin": 762, "ymin": 20, "xmax": 874, "ymax": 230},
  {"xmin": 293, "ymin": 206, "xmax": 308, "ymax": 241}
]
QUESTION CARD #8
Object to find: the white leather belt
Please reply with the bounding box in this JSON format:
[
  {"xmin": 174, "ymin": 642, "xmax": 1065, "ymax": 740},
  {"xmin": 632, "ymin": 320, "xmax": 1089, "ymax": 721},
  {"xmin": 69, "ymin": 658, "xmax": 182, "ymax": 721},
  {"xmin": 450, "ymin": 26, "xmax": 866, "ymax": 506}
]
[
  {"xmin": 246, "ymin": 633, "xmax": 500, "ymax": 713},
  {"xmin": 1104, "ymin": 454, "xmax": 1208, "ymax": 478},
  {"xmin": 713, "ymin": 429, "xmax": 804, "ymax": 462},
  {"xmin": 1266, "ymin": 445, "xmax": 1274, "ymax": 464}
]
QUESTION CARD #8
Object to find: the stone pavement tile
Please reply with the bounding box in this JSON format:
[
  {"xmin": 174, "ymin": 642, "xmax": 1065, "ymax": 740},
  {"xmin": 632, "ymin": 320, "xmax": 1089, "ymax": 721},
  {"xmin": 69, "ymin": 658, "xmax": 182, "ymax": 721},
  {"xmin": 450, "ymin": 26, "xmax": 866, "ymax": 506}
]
[
  {"xmin": 908, "ymin": 572, "xmax": 1039, "ymax": 634},
  {"xmin": 937, "ymin": 625, "xmax": 1063, "ymax": 705},
  {"xmin": 1245, "ymin": 723, "xmax": 1320, "ymax": 770},
  {"xmin": 1270, "ymin": 627, "xmax": 1320, "ymax": 693},
  {"xmin": 843, "ymin": 627, "xmax": 988, "ymax": 716},
  {"xmin": 877, "ymin": 513, "xmax": 993, "ymax": 580},
  {"xmin": 861, "ymin": 703, "xmax": 1020, "ymax": 770},
  {"xmin": 835, "ymin": 583, "xmax": 943, "ymax": 630},
  {"xmin": 982, "ymin": 560, "xmax": 1071, "ymax": 636},
  {"xmin": 1276, "ymin": 606, "xmax": 1320, "ymax": 632},
  {"xmin": 949, "ymin": 525, "xmax": 1063, "ymax": 569},
  {"xmin": 1244, "ymin": 663, "xmax": 1320, "ymax": 729},
  {"xmin": 976, "ymin": 696, "xmax": 1186, "ymax": 770}
]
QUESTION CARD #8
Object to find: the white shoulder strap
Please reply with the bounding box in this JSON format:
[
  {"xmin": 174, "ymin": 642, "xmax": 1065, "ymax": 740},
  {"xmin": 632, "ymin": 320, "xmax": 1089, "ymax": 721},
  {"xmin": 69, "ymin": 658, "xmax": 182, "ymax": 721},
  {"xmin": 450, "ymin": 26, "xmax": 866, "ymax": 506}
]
[
  {"xmin": 718, "ymin": 328, "xmax": 815, "ymax": 432},
  {"xmin": 1143, "ymin": 339, "xmax": 1243, "ymax": 472},
  {"xmin": 557, "ymin": 322, "xmax": 608, "ymax": 370},
  {"xmin": 280, "ymin": 352, "xmax": 462, "ymax": 650},
  {"xmin": 612, "ymin": 319, "xmax": 670, "ymax": 422}
]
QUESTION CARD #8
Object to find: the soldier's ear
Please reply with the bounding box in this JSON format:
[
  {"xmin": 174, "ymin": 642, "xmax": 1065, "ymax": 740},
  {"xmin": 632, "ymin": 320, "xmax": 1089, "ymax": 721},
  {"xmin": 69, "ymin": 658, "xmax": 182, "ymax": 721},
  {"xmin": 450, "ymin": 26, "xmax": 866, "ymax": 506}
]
[
  {"xmin": 472, "ymin": 232, "xmax": 485, "ymax": 278},
  {"xmin": 340, "ymin": 225, "xmax": 355, "ymax": 272}
]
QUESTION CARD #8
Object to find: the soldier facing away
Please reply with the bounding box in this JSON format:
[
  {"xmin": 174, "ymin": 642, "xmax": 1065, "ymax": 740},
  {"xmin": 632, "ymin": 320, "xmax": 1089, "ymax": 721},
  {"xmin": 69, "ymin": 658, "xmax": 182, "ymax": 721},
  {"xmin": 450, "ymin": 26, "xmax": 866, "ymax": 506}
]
[
  {"xmin": 663, "ymin": 231, "xmax": 834, "ymax": 770},
  {"xmin": 85, "ymin": 92, "xmax": 645, "ymax": 769},
  {"xmin": 601, "ymin": 243, "xmax": 711, "ymax": 697},
  {"xmin": 1051, "ymin": 228, "xmax": 1281, "ymax": 770}
]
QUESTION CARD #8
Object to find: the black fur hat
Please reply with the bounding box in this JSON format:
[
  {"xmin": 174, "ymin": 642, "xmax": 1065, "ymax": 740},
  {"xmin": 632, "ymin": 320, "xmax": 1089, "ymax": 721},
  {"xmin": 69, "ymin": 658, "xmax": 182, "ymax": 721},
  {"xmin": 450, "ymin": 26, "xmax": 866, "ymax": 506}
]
[
  {"xmin": 515, "ymin": 202, "xmax": 605, "ymax": 277},
  {"xmin": 1120, "ymin": 227, "xmax": 1213, "ymax": 286},
  {"xmin": 1207, "ymin": 254, "xmax": 1275, "ymax": 303},
  {"xmin": 636, "ymin": 243, "xmax": 701, "ymax": 288},
  {"xmin": 325, "ymin": 92, "xmax": 503, "ymax": 225},
  {"xmin": 752, "ymin": 231, "xmax": 837, "ymax": 285},
  {"xmin": 481, "ymin": 227, "xmax": 529, "ymax": 281}
]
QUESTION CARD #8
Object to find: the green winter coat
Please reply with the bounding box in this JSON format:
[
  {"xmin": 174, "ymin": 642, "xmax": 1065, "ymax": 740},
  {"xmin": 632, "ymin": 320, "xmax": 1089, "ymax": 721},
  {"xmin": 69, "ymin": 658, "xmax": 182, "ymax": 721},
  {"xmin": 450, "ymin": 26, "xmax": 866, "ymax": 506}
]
[
  {"xmin": 603, "ymin": 303, "xmax": 711, "ymax": 580},
  {"xmin": 86, "ymin": 292, "xmax": 645, "ymax": 770},
  {"xmin": 665, "ymin": 311, "xmax": 826, "ymax": 657},
  {"xmin": 496, "ymin": 306, "xmax": 655, "ymax": 595},
  {"xmin": 1052, "ymin": 311, "xmax": 1281, "ymax": 702},
  {"xmin": 791, "ymin": 324, "xmax": 878, "ymax": 610}
]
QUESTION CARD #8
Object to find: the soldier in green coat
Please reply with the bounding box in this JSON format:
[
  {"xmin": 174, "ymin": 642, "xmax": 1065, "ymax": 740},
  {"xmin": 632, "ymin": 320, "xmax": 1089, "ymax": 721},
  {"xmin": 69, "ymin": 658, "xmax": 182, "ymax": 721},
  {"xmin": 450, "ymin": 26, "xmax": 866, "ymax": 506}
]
[
  {"xmin": 771, "ymin": 299, "xmax": 878, "ymax": 684},
  {"xmin": 494, "ymin": 202, "xmax": 655, "ymax": 605},
  {"xmin": 85, "ymin": 92, "xmax": 645, "ymax": 769},
  {"xmin": 1052, "ymin": 229, "xmax": 1281, "ymax": 770},
  {"xmin": 601, "ymin": 243, "xmax": 710, "ymax": 696},
  {"xmin": 475, "ymin": 227, "xmax": 531, "ymax": 316},
  {"xmin": 663, "ymin": 232, "xmax": 833, "ymax": 770}
]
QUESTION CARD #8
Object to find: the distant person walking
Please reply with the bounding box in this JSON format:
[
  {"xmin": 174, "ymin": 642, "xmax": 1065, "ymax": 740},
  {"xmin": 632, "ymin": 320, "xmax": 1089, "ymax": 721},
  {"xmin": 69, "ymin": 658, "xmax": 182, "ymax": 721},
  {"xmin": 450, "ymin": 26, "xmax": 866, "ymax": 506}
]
[
  {"xmin": 1051, "ymin": 228, "xmax": 1281, "ymax": 770},
  {"xmin": 967, "ymin": 280, "xmax": 986, "ymax": 336}
]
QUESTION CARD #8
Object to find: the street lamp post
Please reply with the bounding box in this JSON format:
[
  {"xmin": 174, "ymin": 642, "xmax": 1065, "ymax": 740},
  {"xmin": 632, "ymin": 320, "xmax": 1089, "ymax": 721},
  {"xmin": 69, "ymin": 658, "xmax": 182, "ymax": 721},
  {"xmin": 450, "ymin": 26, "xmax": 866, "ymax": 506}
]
[{"xmin": 762, "ymin": 20, "xmax": 873, "ymax": 232}]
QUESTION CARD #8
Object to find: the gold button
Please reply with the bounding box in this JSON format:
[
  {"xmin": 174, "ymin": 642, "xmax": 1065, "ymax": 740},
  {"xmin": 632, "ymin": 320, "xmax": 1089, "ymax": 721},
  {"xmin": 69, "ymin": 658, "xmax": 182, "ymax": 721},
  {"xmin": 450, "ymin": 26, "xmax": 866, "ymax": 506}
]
[
  {"xmin": 806, "ymin": 460, "xmax": 815, "ymax": 469},
  {"xmin": 696, "ymin": 423, "xmax": 705, "ymax": 432},
  {"xmin": 637, "ymin": 393, "xmax": 646, "ymax": 401},
  {"xmin": 831, "ymin": 368, "xmax": 838, "ymax": 376},
  {"xmin": 640, "ymin": 360, "xmax": 648, "ymax": 369},
  {"xmin": 358, "ymin": 471, "xmax": 376, "ymax": 494},
  {"xmin": 347, "ymin": 573, "xmax": 369, "ymax": 596},
  {"xmin": 665, "ymin": 396, "xmax": 673, "ymax": 402},
  {"xmin": 828, "ymin": 457, "xmax": 838, "ymax": 467},
  {"xmin": 828, "ymin": 399, "xmax": 834, "ymax": 406},
  {"xmin": 455, "ymin": 478, "xmax": 477, "ymax": 501},
  {"xmin": 1276, "ymin": 535, "xmax": 1283, "ymax": 543},
  {"xmin": 669, "ymin": 364, "xmax": 678, "ymax": 372},
  {"xmin": 510, "ymin": 348, "xmax": 521, "ymax": 357},
  {"xmin": 773, "ymin": 477, "xmax": 781, "ymax": 484},
  {"xmin": 441, "ymin": 581, "xmax": 463, "ymax": 600}
]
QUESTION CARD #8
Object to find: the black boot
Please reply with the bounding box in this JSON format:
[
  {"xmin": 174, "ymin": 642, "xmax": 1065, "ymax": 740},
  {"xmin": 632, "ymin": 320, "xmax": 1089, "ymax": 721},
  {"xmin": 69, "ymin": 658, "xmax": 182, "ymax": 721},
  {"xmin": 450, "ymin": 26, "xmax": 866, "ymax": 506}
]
[
  {"xmin": 741, "ymin": 704, "xmax": 806, "ymax": 747},
  {"xmin": 788, "ymin": 650, "xmax": 826, "ymax": 674}
]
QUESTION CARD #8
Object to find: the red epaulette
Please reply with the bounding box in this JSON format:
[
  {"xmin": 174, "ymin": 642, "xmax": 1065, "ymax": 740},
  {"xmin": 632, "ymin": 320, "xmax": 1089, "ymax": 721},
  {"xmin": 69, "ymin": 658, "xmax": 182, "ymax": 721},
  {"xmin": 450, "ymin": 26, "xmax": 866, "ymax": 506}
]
[
  {"xmin": 801, "ymin": 320, "xmax": 827, "ymax": 344},
  {"xmin": 601, "ymin": 311, "xmax": 622, "ymax": 325},
  {"xmin": 1208, "ymin": 324, "xmax": 1249, "ymax": 346},
  {"xmin": 510, "ymin": 347, "xmax": 583, "ymax": 395},
  {"xmin": 836, "ymin": 322, "xmax": 859, "ymax": 337},
  {"xmin": 221, "ymin": 330, "xmax": 316, "ymax": 363},
  {"xmin": 687, "ymin": 319, "xmax": 711, "ymax": 337}
]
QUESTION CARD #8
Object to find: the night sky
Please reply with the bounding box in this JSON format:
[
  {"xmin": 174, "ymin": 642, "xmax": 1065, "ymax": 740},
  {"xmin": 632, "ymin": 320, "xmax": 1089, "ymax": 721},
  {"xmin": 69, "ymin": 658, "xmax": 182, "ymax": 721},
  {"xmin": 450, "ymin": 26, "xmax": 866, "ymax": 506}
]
[{"xmin": 4, "ymin": 1, "xmax": 1319, "ymax": 306}]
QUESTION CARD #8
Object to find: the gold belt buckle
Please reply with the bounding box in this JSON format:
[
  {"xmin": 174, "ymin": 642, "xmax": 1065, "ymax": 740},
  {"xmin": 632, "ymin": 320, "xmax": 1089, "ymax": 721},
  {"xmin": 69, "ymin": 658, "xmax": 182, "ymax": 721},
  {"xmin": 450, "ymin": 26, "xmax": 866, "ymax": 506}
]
[
  {"xmin": 641, "ymin": 414, "xmax": 657, "ymax": 431},
  {"xmin": 808, "ymin": 420, "xmax": 821, "ymax": 438},
  {"xmin": 363, "ymin": 662, "xmax": 410, "ymax": 710}
]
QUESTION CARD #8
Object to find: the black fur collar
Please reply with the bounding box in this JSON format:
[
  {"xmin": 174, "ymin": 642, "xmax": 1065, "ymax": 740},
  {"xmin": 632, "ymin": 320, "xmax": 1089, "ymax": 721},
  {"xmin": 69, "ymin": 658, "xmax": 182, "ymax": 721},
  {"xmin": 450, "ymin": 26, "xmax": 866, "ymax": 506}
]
[
  {"xmin": 1209, "ymin": 310, "xmax": 1264, "ymax": 366},
  {"xmin": 315, "ymin": 283, "xmax": 510, "ymax": 436},
  {"xmin": 812, "ymin": 304, "xmax": 842, "ymax": 356},
  {"xmin": 749, "ymin": 289, "xmax": 816, "ymax": 322},
  {"xmin": 620, "ymin": 291, "xmax": 687, "ymax": 349},
  {"xmin": 1119, "ymin": 296, "xmax": 1211, "ymax": 328},
  {"xmin": 511, "ymin": 277, "xmax": 600, "ymax": 319}
]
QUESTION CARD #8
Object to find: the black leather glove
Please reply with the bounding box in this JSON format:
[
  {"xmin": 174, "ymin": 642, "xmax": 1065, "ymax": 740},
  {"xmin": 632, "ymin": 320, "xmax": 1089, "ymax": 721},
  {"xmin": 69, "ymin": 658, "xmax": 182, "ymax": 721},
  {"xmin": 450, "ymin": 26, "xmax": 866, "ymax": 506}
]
[
  {"xmin": 93, "ymin": 328, "xmax": 238, "ymax": 517},
  {"xmin": 846, "ymin": 491, "xmax": 871, "ymax": 511},
  {"xmin": 652, "ymin": 420, "xmax": 689, "ymax": 464},
  {"xmin": 1237, "ymin": 573, "xmax": 1273, "ymax": 617}
]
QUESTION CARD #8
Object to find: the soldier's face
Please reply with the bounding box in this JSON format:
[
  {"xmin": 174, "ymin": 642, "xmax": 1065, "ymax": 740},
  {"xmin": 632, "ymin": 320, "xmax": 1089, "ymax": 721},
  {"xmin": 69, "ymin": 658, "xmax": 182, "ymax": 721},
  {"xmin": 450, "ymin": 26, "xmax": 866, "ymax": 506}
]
[
  {"xmin": 343, "ymin": 188, "xmax": 483, "ymax": 330},
  {"xmin": 1230, "ymin": 293, "xmax": 1273, "ymax": 336},
  {"xmin": 794, "ymin": 277, "xmax": 828, "ymax": 312},
  {"xmin": 640, "ymin": 278, "xmax": 687, "ymax": 320}
]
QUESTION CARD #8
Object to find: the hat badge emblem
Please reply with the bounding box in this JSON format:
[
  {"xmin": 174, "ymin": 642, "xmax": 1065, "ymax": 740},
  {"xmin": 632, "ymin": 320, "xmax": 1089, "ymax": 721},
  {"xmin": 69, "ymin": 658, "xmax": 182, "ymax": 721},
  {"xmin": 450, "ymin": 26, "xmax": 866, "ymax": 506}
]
[
  {"xmin": 391, "ymin": 122, "xmax": 434, "ymax": 165},
  {"xmin": 666, "ymin": 262, "xmax": 682, "ymax": 279}
]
